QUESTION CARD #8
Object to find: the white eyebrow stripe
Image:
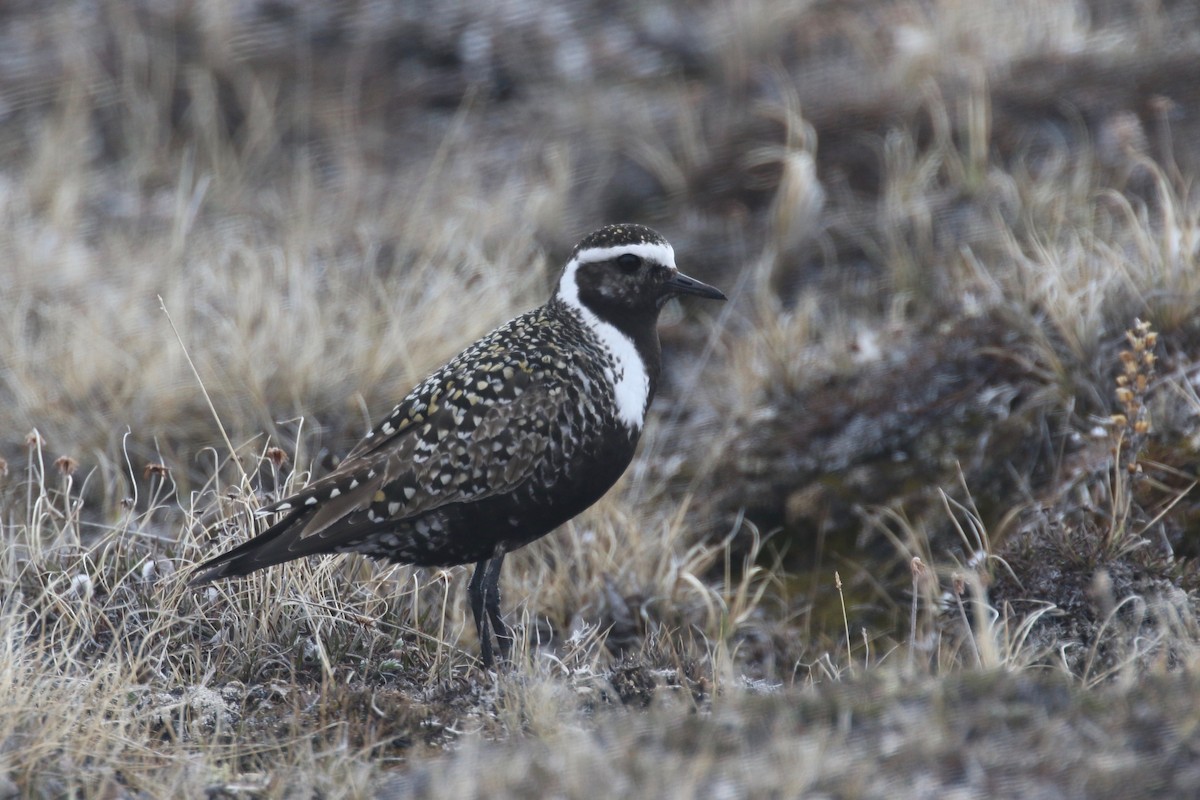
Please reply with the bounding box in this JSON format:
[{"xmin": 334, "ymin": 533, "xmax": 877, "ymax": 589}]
[{"xmin": 574, "ymin": 242, "xmax": 676, "ymax": 269}]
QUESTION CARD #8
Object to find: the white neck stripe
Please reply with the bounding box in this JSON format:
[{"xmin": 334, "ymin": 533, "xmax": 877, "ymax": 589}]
[
  {"xmin": 574, "ymin": 242, "xmax": 676, "ymax": 269},
  {"xmin": 555, "ymin": 258, "xmax": 587, "ymax": 309},
  {"xmin": 555, "ymin": 259, "xmax": 650, "ymax": 430}
]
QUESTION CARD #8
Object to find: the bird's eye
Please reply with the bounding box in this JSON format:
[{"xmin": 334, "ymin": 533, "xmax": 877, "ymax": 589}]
[{"xmin": 616, "ymin": 253, "xmax": 642, "ymax": 272}]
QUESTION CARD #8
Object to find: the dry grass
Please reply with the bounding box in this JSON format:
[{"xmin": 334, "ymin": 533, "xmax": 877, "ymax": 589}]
[{"xmin": 4, "ymin": 1, "xmax": 1200, "ymax": 796}]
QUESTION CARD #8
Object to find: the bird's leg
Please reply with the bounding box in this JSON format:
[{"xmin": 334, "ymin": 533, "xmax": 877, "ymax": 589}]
[
  {"xmin": 483, "ymin": 551, "xmax": 511, "ymax": 662},
  {"xmin": 469, "ymin": 558, "xmax": 494, "ymax": 668}
]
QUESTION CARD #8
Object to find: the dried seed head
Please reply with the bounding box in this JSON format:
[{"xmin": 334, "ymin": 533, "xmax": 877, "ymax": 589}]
[
  {"xmin": 910, "ymin": 557, "xmax": 926, "ymax": 579},
  {"xmin": 266, "ymin": 447, "xmax": 289, "ymax": 468},
  {"xmin": 54, "ymin": 455, "xmax": 79, "ymax": 476},
  {"xmin": 143, "ymin": 463, "xmax": 170, "ymax": 479},
  {"xmin": 25, "ymin": 430, "xmax": 46, "ymax": 449},
  {"xmin": 1113, "ymin": 319, "xmax": 1156, "ymax": 450}
]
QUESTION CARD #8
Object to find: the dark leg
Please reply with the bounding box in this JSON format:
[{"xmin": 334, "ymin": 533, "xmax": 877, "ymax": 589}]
[
  {"xmin": 468, "ymin": 558, "xmax": 494, "ymax": 668},
  {"xmin": 482, "ymin": 552, "xmax": 511, "ymax": 662}
]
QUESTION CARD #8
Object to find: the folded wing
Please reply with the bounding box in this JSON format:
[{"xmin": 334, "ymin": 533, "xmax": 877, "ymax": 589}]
[{"xmin": 190, "ymin": 366, "xmax": 567, "ymax": 583}]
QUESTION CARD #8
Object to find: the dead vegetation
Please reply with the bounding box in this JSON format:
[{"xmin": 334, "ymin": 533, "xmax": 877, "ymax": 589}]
[{"xmin": 3, "ymin": 1, "xmax": 1200, "ymax": 796}]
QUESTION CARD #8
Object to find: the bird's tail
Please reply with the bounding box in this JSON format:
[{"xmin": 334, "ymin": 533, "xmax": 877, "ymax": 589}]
[{"xmin": 188, "ymin": 506, "xmax": 311, "ymax": 587}]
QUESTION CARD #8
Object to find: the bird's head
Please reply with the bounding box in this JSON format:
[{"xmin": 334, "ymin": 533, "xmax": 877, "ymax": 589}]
[{"xmin": 555, "ymin": 224, "xmax": 726, "ymax": 324}]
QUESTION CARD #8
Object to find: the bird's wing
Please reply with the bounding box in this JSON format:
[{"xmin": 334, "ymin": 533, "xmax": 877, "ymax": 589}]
[
  {"xmin": 259, "ymin": 365, "xmax": 568, "ymax": 544},
  {"xmin": 191, "ymin": 368, "xmax": 571, "ymax": 583}
]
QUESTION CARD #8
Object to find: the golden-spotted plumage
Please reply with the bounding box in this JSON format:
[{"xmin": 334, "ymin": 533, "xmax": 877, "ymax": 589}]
[
  {"xmin": 229, "ymin": 305, "xmax": 632, "ymax": 568},
  {"xmin": 191, "ymin": 224, "xmax": 726, "ymax": 667}
]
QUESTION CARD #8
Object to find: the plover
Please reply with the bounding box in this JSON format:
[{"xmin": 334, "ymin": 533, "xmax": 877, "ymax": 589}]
[{"xmin": 191, "ymin": 224, "xmax": 726, "ymax": 667}]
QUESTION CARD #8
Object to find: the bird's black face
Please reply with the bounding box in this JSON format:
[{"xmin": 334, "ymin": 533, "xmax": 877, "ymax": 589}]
[{"xmin": 557, "ymin": 224, "xmax": 726, "ymax": 325}]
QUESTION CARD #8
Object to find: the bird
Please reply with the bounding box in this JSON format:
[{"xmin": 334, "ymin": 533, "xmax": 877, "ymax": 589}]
[{"xmin": 190, "ymin": 223, "xmax": 726, "ymax": 667}]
